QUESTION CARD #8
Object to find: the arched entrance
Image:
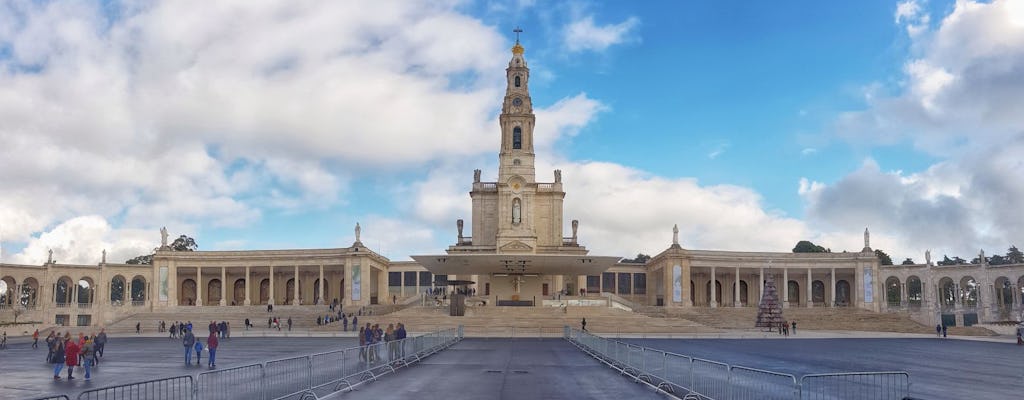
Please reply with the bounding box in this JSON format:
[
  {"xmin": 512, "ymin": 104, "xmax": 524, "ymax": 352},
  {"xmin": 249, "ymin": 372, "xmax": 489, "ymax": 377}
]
[
  {"xmin": 0, "ymin": 276, "xmax": 15, "ymax": 306},
  {"xmin": 739, "ymin": 280, "xmax": 749, "ymax": 305},
  {"xmin": 233, "ymin": 279, "xmax": 246, "ymax": 305},
  {"xmin": 812, "ymin": 280, "xmax": 825, "ymax": 304},
  {"xmin": 181, "ymin": 279, "xmax": 196, "ymax": 305},
  {"xmin": 960, "ymin": 276, "xmax": 978, "ymax": 307},
  {"xmin": 286, "ymin": 278, "xmax": 295, "ymax": 305},
  {"xmin": 77, "ymin": 277, "xmax": 95, "ymax": 305},
  {"xmin": 207, "ymin": 279, "xmax": 222, "ymax": 304},
  {"xmin": 110, "ymin": 275, "xmax": 126, "ymax": 304},
  {"xmin": 690, "ymin": 280, "xmax": 695, "ymax": 304},
  {"xmin": 787, "ymin": 281, "xmax": 800, "ymax": 305},
  {"xmin": 130, "ymin": 276, "xmax": 146, "ymax": 303},
  {"xmin": 938, "ymin": 277, "xmax": 955, "ymax": 309},
  {"xmin": 906, "ymin": 276, "xmax": 922, "ymax": 309},
  {"xmin": 885, "ymin": 276, "xmax": 901, "ymax": 307},
  {"xmin": 705, "ymin": 280, "xmax": 722, "ymax": 305},
  {"xmin": 21, "ymin": 277, "xmax": 39, "ymax": 307},
  {"xmin": 56, "ymin": 276, "xmax": 73, "ymax": 305},
  {"xmin": 313, "ymin": 279, "xmax": 328, "ymax": 304},
  {"xmin": 259, "ymin": 279, "xmax": 270, "ymax": 304},
  {"xmin": 835, "ymin": 280, "xmax": 850, "ymax": 306}
]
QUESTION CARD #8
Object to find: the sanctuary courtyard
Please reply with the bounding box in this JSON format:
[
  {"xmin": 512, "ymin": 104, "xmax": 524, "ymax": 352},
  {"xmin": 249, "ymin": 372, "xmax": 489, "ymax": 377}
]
[{"xmin": 2, "ymin": 37, "xmax": 1023, "ymax": 335}]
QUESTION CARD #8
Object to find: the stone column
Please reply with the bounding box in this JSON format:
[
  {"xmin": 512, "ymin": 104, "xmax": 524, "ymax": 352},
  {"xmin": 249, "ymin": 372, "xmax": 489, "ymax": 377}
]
[
  {"xmin": 220, "ymin": 267, "xmax": 227, "ymax": 306},
  {"xmin": 244, "ymin": 266, "xmax": 251, "ymax": 306},
  {"xmin": 759, "ymin": 268, "xmax": 765, "ymax": 301},
  {"xmin": 901, "ymin": 282, "xmax": 908, "ymax": 307},
  {"xmin": 268, "ymin": 266, "xmax": 275, "ymax": 306},
  {"xmin": 342, "ymin": 264, "xmax": 350, "ymax": 306},
  {"xmin": 782, "ymin": 268, "xmax": 789, "ymax": 308},
  {"xmin": 829, "ymin": 268, "xmax": 836, "ymax": 307},
  {"xmin": 318, "ymin": 265, "xmax": 325, "ymax": 305},
  {"xmin": 807, "ymin": 268, "xmax": 813, "ymax": 308},
  {"xmin": 709, "ymin": 267, "xmax": 717, "ymax": 308},
  {"xmin": 734, "ymin": 267, "xmax": 741, "ymax": 308},
  {"xmin": 196, "ymin": 267, "xmax": 203, "ymax": 306},
  {"xmin": 293, "ymin": 266, "xmax": 300, "ymax": 305}
]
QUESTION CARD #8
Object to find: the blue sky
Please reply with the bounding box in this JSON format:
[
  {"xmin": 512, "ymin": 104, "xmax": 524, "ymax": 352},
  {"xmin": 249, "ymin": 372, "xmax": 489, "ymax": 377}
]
[{"xmin": 2, "ymin": 0, "xmax": 1023, "ymax": 265}]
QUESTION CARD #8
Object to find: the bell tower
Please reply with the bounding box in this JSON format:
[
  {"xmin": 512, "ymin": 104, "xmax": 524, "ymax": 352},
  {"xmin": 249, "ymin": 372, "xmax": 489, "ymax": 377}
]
[{"xmin": 498, "ymin": 27, "xmax": 536, "ymax": 184}]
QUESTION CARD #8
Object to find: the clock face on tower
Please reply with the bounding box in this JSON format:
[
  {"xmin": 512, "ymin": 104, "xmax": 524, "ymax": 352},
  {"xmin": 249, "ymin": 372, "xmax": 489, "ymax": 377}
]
[{"xmin": 512, "ymin": 97, "xmax": 523, "ymax": 107}]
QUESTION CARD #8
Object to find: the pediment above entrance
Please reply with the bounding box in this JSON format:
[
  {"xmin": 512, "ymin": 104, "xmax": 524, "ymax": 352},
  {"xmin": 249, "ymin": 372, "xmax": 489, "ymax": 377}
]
[{"xmin": 499, "ymin": 241, "xmax": 533, "ymax": 253}]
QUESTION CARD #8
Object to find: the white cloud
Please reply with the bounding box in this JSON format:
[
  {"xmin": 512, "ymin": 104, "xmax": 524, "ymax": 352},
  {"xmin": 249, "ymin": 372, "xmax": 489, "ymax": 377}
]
[
  {"xmin": 563, "ymin": 15, "xmax": 640, "ymax": 52},
  {"xmin": 8, "ymin": 216, "xmax": 157, "ymax": 266},
  {"xmin": 800, "ymin": 148, "xmax": 818, "ymax": 156},
  {"xmin": 895, "ymin": 0, "xmax": 930, "ymax": 37}
]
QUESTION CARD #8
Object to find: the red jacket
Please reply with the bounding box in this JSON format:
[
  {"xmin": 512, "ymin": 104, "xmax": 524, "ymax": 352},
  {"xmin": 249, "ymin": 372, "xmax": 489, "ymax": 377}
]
[
  {"xmin": 64, "ymin": 341, "xmax": 79, "ymax": 366},
  {"xmin": 207, "ymin": 334, "xmax": 218, "ymax": 350}
]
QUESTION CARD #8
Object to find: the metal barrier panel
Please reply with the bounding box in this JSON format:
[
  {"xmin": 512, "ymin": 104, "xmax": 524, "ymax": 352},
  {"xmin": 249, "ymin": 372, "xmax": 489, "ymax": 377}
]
[
  {"xmin": 626, "ymin": 344, "xmax": 644, "ymax": 372},
  {"xmin": 263, "ymin": 356, "xmax": 311, "ymax": 400},
  {"xmin": 196, "ymin": 364, "xmax": 264, "ymax": 400},
  {"xmin": 663, "ymin": 352, "xmax": 693, "ymax": 394},
  {"xmin": 690, "ymin": 358, "xmax": 730, "ymax": 400},
  {"xmin": 310, "ymin": 348, "xmax": 348, "ymax": 391},
  {"xmin": 28, "ymin": 396, "xmax": 69, "ymax": 400},
  {"xmin": 77, "ymin": 375, "xmax": 194, "ymax": 400},
  {"xmin": 729, "ymin": 365, "xmax": 797, "ymax": 400},
  {"xmin": 642, "ymin": 348, "xmax": 667, "ymax": 382},
  {"xmin": 800, "ymin": 372, "xmax": 910, "ymax": 400}
]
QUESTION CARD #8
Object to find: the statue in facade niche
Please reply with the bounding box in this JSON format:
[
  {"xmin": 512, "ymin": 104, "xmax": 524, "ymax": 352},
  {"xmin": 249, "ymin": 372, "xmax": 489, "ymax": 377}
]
[
  {"xmin": 673, "ymin": 224, "xmax": 679, "ymax": 246},
  {"xmin": 160, "ymin": 226, "xmax": 169, "ymax": 247},
  {"xmin": 457, "ymin": 219, "xmax": 464, "ymax": 239}
]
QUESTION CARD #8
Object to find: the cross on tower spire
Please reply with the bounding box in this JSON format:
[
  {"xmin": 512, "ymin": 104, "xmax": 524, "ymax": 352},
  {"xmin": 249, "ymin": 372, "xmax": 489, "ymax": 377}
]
[{"xmin": 513, "ymin": 26, "xmax": 523, "ymax": 43}]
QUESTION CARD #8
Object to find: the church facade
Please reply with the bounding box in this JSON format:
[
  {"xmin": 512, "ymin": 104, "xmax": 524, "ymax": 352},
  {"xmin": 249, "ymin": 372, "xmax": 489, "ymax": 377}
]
[{"xmin": 2, "ymin": 39, "xmax": 1022, "ymax": 329}]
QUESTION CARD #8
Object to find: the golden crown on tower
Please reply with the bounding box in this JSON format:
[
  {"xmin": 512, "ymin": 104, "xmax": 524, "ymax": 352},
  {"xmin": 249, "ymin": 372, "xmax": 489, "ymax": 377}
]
[{"xmin": 512, "ymin": 42, "xmax": 525, "ymax": 55}]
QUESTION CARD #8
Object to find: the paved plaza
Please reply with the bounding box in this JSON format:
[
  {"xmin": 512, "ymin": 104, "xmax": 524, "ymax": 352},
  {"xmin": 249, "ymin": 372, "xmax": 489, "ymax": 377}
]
[{"xmin": 0, "ymin": 332, "xmax": 1020, "ymax": 399}]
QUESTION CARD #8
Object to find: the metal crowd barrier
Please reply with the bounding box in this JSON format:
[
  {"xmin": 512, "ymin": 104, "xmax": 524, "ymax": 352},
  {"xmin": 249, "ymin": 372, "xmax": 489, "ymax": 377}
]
[
  {"xmin": 564, "ymin": 328, "xmax": 909, "ymax": 400},
  {"xmin": 27, "ymin": 396, "xmax": 70, "ymax": 400},
  {"xmin": 69, "ymin": 327, "xmax": 462, "ymax": 400}
]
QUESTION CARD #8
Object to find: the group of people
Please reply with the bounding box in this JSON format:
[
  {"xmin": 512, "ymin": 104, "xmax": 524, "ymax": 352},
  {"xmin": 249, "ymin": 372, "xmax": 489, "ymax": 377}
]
[
  {"xmin": 358, "ymin": 322, "xmax": 407, "ymax": 364},
  {"xmin": 46, "ymin": 329, "xmax": 108, "ymax": 381},
  {"xmin": 180, "ymin": 325, "xmax": 219, "ymax": 368},
  {"xmin": 168, "ymin": 321, "xmax": 195, "ymax": 339},
  {"xmin": 774, "ymin": 321, "xmax": 796, "ymax": 336}
]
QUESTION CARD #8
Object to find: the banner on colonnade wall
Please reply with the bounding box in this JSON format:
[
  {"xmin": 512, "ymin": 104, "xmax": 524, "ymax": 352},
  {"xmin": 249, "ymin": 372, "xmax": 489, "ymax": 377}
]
[
  {"xmin": 159, "ymin": 266, "xmax": 168, "ymax": 301},
  {"xmin": 352, "ymin": 265, "xmax": 361, "ymax": 301},
  {"xmin": 672, "ymin": 265, "xmax": 682, "ymax": 303},
  {"xmin": 863, "ymin": 267, "xmax": 873, "ymax": 303}
]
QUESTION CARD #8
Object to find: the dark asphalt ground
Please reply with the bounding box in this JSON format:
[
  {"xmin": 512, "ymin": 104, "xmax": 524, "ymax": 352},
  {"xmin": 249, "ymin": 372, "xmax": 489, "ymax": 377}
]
[
  {"xmin": 0, "ymin": 334, "xmax": 1020, "ymax": 399},
  {"xmin": 624, "ymin": 338, "xmax": 1024, "ymax": 400}
]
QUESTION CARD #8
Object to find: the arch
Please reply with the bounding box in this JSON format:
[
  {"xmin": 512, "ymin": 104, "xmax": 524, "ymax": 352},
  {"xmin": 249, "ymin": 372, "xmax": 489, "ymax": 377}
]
[
  {"xmin": 110, "ymin": 275, "xmax": 126, "ymax": 304},
  {"xmin": 233, "ymin": 279, "xmax": 246, "ymax": 305},
  {"xmin": 907, "ymin": 276, "xmax": 922, "ymax": 308},
  {"xmin": 312, "ymin": 279, "xmax": 328, "ymax": 303},
  {"xmin": 0, "ymin": 276, "xmax": 15, "ymax": 305},
  {"xmin": 21, "ymin": 277, "xmax": 39, "ymax": 306},
  {"xmin": 208, "ymin": 279, "xmax": 222, "ymax": 304},
  {"xmin": 286, "ymin": 278, "xmax": 295, "ymax": 305},
  {"xmin": 690, "ymin": 280, "xmax": 695, "ymax": 304},
  {"xmin": 959, "ymin": 276, "xmax": 978, "ymax": 307},
  {"xmin": 513, "ymin": 126, "xmax": 522, "ymax": 149},
  {"xmin": 130, "ymin": 276, "xmax": 146, "ymax": 302},
  {"xmin": 77, "ymin": 277, "xmax": 95, "ymax": 304},
  {"xmin": 55, "ymin": 276, "xmax": 73, "ymax": 305},
  {"xmin": 938, "ymin": 277, "xmax": 956, "ymax": 307},
  {"xmin": 514, "ymin": 75, "xmax": 521, "ymax": 87},
  {"xmin": 181, "ymin": 279, "xmax": 196, "ymax": 306},
  {"xmin": 885, "ymin": 276, "xmax": 901, "ymax": 307},
  {"xmin": 835, "ymin": 280, "xmax": 851, "ymax": 306},
  {"xmin": 739, "ymin": 280, "xmax": 749, "ymax": 305},
  {"xmin": 812, "ymin": 280, "xmax": 825, "ymax": 303},
  {"xmin": 787, "ymin": 280, "xmax": 800, "ymax": 304},
  {"xmin": 705, "ymin": 280, "xmax": 722, "ymax": 304},
  {"xmin": 339, "ymin": 278, "xmax": 345, "ymax": 302},
  {"xmin": 259, "ymin": 279, "xmax": 270, "ymax": 305}
]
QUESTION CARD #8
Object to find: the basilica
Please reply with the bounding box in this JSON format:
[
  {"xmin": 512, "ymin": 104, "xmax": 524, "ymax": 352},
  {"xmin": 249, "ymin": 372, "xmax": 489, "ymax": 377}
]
[{"xmin": 2, "ymin": 38, "xmax": 1022, "ymax": 330}]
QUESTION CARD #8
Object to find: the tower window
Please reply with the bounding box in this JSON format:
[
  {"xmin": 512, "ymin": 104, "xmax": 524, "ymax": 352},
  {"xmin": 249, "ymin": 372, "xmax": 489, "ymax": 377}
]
[
  {"xmin": 513, "ymin": 127, "xmax": 522, "ymax": 149},
  {"xmin": 513, "ymin": 159, "xmax": 521, "ymax": 166},
  {"xmin": 514, "ymin": 76, "xmax": 521, "ymax": 87}
]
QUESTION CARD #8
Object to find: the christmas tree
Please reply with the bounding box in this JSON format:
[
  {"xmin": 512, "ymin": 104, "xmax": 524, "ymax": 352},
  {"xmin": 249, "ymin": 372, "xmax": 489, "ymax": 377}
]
[{"xmin": 755, "ymin": 270, "xmax": 785, "ymax": 330}]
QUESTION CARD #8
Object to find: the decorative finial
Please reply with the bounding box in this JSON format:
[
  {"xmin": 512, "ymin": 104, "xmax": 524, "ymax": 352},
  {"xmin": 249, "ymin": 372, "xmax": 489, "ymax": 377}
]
[
  {"xmin": 511, "ymin": 27, "xmax": 525, "ymax": 55},
  {"xmin": 355, "ymin": 222, "xmax": 362, "ymax": 243},
  {"xmin": 672, "ymin": 224, "xmax": 679, "ymax": 246}
]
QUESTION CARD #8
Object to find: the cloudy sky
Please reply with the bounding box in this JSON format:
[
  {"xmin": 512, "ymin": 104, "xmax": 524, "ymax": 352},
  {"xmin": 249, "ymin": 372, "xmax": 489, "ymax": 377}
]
[{"xmin": 2, "ymin": 0, "xmax": 1023, "ymax": 266}]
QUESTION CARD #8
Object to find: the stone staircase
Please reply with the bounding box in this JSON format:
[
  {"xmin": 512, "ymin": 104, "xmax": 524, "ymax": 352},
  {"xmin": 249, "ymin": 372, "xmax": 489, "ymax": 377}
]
[
  {"xmin": 99, "ymin": 304, "xmax": 390, "ymax": 334},
  {"xmin": 313, "ymin": 305, "xmax": 722, "ymax": 336}
]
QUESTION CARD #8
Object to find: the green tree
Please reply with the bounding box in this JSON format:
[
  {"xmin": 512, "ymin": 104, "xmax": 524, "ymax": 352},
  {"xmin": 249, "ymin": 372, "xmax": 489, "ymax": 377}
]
[
  {"xmin": 937, "ymin": 255, "xmax": 956, "ymax": 266},
  {"xmin": 988, "ymin": 254, "xmax": 1006, "ymax": 265},
  {"xmin": 901, "ymin": 258, "xmax": 915, "ymax": 265},
  {"xmin": 952, "ymin": 256, "xmax": 967, "ymax": 265},
  {"xmin": 792, "ymin": 240, "xmax": 827, "ymax": 253},
  {"xmin": 171, "ymin": 235, "xmax": 198, "ymax": 251},
  {"xmin": 622, "ymin": 253, "xmax": 651, "ymax": 264},
  {"xmin": 1007, "ymin": 246, "xmax": 1024, "ymax": 264},
  {"xmin": 874, "ymin": 249, "xmax": 893, "ymax": 265},
  {"xmin": 125, "ymin": 254, "xmax": 154, "ymax": 265}
]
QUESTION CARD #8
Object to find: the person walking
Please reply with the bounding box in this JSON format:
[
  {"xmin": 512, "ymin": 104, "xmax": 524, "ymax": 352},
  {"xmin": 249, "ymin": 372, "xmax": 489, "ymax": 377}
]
[
  {"xmin": 935, "ymin": 324, "xmax": 942, "ymax": 337},
  {"xmin": 1016, "ymin": 323, "xmax": 1023, "ymax": 345},
  {"xmin": 358, "ymin": 326, "xmax": 367, "ymax": 362},
  {"xmin": 136, "ymin": 322, "xmax": 141, "ymax": 334},
  {"xmin": 396, "ymin": 323, "xmax": 407, "ymax": 359},
  {"xmin": 245, "ymin": 318, "xmax": 250, "ymax": 331},
  {"xmin": 207, "ymin": 332, "xmax": 218, "ymax": 368},
  {"xmin": 941, "ymin": 324, "xmax": 948, "ymax": 338},
  {"xmin": 182, "ymin": 329, "xmax": 196, "ymax": 365},
  {"xmin": 45, "ymin": 331, "xmax": 56, "ymax": 362},
  {"xmin": 287, "ymin": 317, "xmax": 292, "ymax": 331},
  {"xmin": 342, "ymin": 314, "xmax": 348, "ymax": 332},
  {"xmin": 64, "ymin": 338, "xmax": 80, "ymax": 380},
  {"xmin": 194, "ymin": 340, "xmax": 204, "ymax": 365},
  {"xmin": 32, "ymin": 329, "xmax": 39, "ymax": 349},
  {"xmin": 581, "ymin": 318, "xmax": 587, "ymax": 332},
  {"xmin": 791, "ymin": 321, "xmax": 797, "ymax": 335},
  {"xmin": 51, "ymin": 339, "xmax": 66, "ymax": 380}
]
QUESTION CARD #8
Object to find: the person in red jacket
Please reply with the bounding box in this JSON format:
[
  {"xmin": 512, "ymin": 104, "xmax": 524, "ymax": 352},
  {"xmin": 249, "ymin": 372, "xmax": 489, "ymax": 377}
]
[
  {"xmin": 206, "ymin": 332, "xmax": 218, "ymax": 368},
  {"xmin": 64, "ymin": 339, "xmax": 80, "ymax": 380}
]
